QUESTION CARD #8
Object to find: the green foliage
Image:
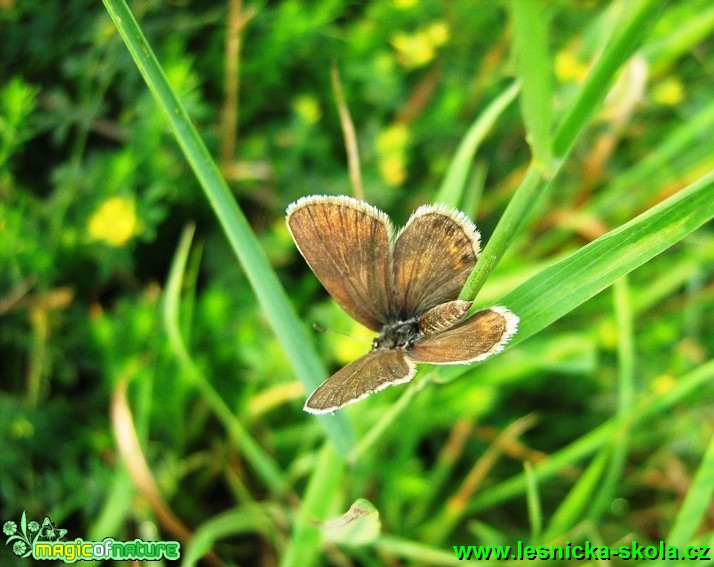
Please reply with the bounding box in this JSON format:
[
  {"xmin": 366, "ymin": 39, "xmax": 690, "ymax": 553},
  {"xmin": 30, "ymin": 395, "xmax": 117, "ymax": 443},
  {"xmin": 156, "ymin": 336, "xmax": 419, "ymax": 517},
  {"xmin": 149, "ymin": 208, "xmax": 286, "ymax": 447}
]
[{"xmin": 1, "ymin": 0, "xmax": 713, "ymax": 565}]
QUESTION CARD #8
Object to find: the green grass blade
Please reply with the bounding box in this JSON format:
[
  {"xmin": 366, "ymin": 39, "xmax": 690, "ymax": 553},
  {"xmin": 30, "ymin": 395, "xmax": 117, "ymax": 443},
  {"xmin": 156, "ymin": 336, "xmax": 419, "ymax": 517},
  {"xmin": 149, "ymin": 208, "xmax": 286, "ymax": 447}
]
[
  {"xmin": 587, "ymin": 277, "xmax": 634, "ymax": 522},
  {"xmin": 101, "ymin": 0, "xmax": 354, "ymax": 453},
  {"xmin": 183, "ymin": 506, "xmax": 276, "ymax": 566},
  {"xmin": 376, "ymin": 535, "xmax": 466, "ymax": 566},
  {"xmin": 642, "ymin": 3, "xmax": 714, "ymax": 76},
  {"xmin": 524, "ymin": 462, "xmax": 543, "ymax": 541},
  {"xmin": 509, "ymin": 0, "xmax": 553, "ymax": 175},
  {"xmin": 435, "ymin": 82, "xmax": 520, "ymax": 208},
  {"xmin": 467, "ymin": 359, "xmax": 714, "ymax": 513},
  {"xmin": 553, "ymin": 0, "xmax": 664, "ymax": 158},
  {"xmin": 460, "ymin": 0, "xmax": 663, "ymax": 302},
  {"xmin": 459, "ymin": 165, "xmax": 543, "ymax": 301},
  {"xmin": 667, "ymin": 433, "xmax": 714, "ymax": 547},
  {"xmin": 280, "ymin": 443, "xmax": 344, "ymax": 567},
  {"xmin": 164, "ymin": 225, "xmax": 288, "ymax": 495},
  {"xmin": 503, "ymin": 169, "xmax": 714, "ymax": 346},
  {"xmin": 542, "ymin": 443, "xmax": 611, "ymax": 542}
]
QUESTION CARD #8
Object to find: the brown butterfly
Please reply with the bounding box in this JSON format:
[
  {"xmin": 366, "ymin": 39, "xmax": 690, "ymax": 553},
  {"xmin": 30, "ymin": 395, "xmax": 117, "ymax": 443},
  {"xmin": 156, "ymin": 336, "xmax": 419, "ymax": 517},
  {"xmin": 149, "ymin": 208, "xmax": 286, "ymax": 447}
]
[{"xmin": 286, "ymin": 195, "xmax": 518, "ymax": 414}]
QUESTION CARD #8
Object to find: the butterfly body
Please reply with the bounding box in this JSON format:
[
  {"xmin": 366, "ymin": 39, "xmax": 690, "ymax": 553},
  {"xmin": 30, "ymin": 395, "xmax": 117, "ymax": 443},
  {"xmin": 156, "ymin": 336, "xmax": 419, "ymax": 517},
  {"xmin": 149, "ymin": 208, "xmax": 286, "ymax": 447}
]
[
  {"xmin": 286, "ymin": 195, "xmax": 518, "ymax": 414},
  {"xmin": 372, "ymin": 318, "xmax": 420, "ymax": 350}
]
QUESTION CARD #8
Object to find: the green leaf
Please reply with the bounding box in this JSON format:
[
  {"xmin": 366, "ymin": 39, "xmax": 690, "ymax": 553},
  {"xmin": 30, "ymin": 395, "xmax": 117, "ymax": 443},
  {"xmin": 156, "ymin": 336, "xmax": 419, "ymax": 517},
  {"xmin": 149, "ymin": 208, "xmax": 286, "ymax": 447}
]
[
  {"xmin": 280, "ymin": 443, "xmax": 345, "ymax": 567},
  {"xmin": 553, "ymin": 0, "xmax": 665, "ymax": 158},
  {"xmin": 668, "ymin": 433, "xmax": 714, "ymax": 547},
  {"xmin": 101, "ymin": 0, "xmax": 354, "ymax": 454},
  {"xmin": 524, "ymin": 462, "xmax": 543, "ymax": 540},
  {"xmin": 509, "ymin": 0, "xmax": 553, "ymax": 175},
  {"xmin": 502, "ymin": 169, "xmax": 714, "ymax": 346},
  {"xmin": 543, "ymin": 444, "xmax": 611, "ymax": 541},
  {"xmin": 435, "ymin": 82, "xmax": 520, "ymax": 208},
  {"xmin": 164, "ymin": 225, "xmax": 288, "ymax": 495}
]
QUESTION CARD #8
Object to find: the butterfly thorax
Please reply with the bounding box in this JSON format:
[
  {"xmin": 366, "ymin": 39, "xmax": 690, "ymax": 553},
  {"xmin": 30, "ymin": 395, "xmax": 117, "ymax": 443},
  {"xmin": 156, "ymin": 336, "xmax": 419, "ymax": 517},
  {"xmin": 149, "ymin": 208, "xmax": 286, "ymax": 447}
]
[{"xmin": 372, "ymin": 318, "xmax": 421, "ymax": 350}]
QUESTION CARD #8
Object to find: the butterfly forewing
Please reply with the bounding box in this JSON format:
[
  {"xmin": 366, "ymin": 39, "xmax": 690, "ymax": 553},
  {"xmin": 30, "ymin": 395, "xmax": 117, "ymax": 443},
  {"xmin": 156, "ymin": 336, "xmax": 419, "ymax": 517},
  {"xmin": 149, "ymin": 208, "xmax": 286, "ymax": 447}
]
[
  {"xmin": 304, "ymin": 350, "xmax": 416, "ymax": 414},
  {"xmin": 287, "ymin": 196, "xmax": 395, "ymax": 331},
  {"xmin": 408, "ymin": 307, "xmax": 519, "ymax": 364},
  {"xmin": 393, "ymin": 205, "xmax": 480, "ymax": 316}
]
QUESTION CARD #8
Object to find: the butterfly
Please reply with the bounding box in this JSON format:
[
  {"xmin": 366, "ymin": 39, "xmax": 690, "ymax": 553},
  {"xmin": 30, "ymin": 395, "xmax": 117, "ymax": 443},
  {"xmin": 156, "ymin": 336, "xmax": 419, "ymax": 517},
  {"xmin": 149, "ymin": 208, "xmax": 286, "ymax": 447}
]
[{"xmin": 286, "ymin": 195, "xmax": 518, "ymax": 414}]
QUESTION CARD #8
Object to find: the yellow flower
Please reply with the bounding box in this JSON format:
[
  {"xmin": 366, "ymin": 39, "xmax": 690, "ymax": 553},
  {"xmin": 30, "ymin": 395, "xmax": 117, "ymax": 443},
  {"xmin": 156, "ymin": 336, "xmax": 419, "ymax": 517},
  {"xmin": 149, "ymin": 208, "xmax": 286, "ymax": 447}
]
[
  {"xmin": 377, "ymin": 123, "xmax": 409, "ymax": 153},
  {"xmin": 88, "ymin": 196, "xmax": 138, "ymax": 247},
  {"xmin": 379, "ymin": 154, "xmax": 408, "ymax": 187},
  {"xmin": 393, "ymin": 0, "xmax": 417, "ymax": 8},
  {"xmin": 555, "ymin": 50, "xmax": 589, "ymax": 83},
  {"xmin": 651, "ymin": 373, "xmax": 676, "ymax": 395},
  {"xmin": 425, "ymin": 21, "xmax": 449, "ymax": 47},
  {"xmin": 391, "ymin": 32, "xmax": 434, "ymax": 68},
  {"xmin": 293, "ymin": 95, "xmax": 322, "ymax": 124},
  {"xmin": 377, "ymin": 124, "xmax": 410, "ymax": 186},
  {"xmin": 391, "ymin": 22, "xmax": 449, "ymax": 69},
  {"xmin": 652, "ymin": 77, "xmax": 684, "ymax": 106}
]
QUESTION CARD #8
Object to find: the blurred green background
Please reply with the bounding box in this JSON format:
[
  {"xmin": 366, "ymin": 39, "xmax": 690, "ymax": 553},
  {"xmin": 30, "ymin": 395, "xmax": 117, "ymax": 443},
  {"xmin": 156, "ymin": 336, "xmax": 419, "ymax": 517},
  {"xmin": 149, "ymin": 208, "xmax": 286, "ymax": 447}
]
[{"xmin": 1, "ymin": 0, "xmax": 713, "ymax": 565}]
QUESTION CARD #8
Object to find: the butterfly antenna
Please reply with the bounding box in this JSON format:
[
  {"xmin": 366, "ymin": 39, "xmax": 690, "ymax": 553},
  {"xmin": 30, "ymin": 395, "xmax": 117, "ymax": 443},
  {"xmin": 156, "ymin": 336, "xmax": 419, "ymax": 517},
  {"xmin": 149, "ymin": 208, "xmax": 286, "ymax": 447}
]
[{"xmin": 312, "ymin": 323, "xmax": 371, "ymax": 343}]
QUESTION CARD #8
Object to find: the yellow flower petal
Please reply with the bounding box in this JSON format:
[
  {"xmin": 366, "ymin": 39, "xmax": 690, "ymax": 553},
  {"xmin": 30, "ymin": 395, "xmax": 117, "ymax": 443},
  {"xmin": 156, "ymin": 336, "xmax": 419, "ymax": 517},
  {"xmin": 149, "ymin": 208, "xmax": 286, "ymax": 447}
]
[
  {"xmin": 555, "ymin": 50, "xmax": 589, "ymax": 83},
  {"xmin": 88, "ymin": 196, "xmax": 138, "ymax": 247},
  {"xmin": 376, "ymin": 124, "xmax": 410, "ymax": 186},
  {"xmin": 652, "ymin": 77, "xmax": 684, "ymax": 106},
  {"xmin": 379, "ymin": 154, "xmax": 407, "ymax": 187},
  {"xmin": 293, "ymin": 95, "xmax": 322, "ymax": 124},
  {"xmin": 376, "ymin": 123, "xmax": 409, "ymax": 152},
  {"xmin": 426, "ymin": 21, "xmax": 449, "ymax": 47},
  {"xmin": 391, "ymin": 31, "xmax": 435, "ymax": 69}
]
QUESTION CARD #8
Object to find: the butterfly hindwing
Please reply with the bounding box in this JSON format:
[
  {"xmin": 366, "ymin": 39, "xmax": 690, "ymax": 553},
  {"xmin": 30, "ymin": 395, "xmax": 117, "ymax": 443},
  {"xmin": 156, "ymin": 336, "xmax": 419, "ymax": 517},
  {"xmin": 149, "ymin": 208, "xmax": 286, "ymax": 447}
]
[
  {"xmin": 304, "ymin": 349, "xmax": 416, "ymax": 414},
  {"xmin": 417, "ymin": 300, "xmax": 472, "ymax": 335},
  {"xmin": 408, "ymin": 307, "xmax": 519, "ymax": 364}
]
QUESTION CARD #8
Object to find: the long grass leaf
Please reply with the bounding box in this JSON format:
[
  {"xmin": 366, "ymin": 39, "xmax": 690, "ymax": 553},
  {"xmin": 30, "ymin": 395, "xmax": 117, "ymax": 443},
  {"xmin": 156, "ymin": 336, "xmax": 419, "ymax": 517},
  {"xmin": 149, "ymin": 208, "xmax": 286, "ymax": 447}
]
[
  {"xmin": 101, "ymin": 0, "xmax": 354, "ymax": 453},
  {"xmin": 462, "ymin": 0, "xmax": 664, "ymax": 300},
  {"xmin": 509, "ymin": 0, "xmax": 553, "ymax": 174},
  {"xmin": 467, "ymin": 359, "xmax": 714, "ymax": 513},
  {"xmin": 183, "ymin": 506, "xmax": 276, "ymax": 566},
  {"xmin": 435, "ymin": 82, "xmax": 520, "ymax": 208},
  {"xmin": 543, "ymin": 444, "xmax": 611, "ymax": 542},
  {"xmin": 524, "ymin": 462, "xmax": 543, "ymax": 541},
  {"xmin": 164, "ymin": 225, "xmax": 288, "ymax": 495},
  {"xmin": 587, "ymin": 277, "xmax": 634, "ymax": 522},
  {"xmin": 502, "ymin": 169, "xmax": 714, "ymax": 345},
  {"xmin": 667, "ymin": 433, "xmax": 714, "ymax": 547},
  {"xmin": 280, "ymin": 443, "xmax": 344, "ymax": 567}
]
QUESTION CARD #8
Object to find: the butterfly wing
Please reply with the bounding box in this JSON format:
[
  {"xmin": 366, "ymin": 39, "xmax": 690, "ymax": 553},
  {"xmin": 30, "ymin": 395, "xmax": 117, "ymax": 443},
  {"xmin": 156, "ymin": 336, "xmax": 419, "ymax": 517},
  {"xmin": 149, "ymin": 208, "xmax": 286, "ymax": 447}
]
[
  {"xmin": 418, "ymin": 300, "xmax": 472, "ymax": 335},
  {"xmin": 304, "ymin": 349, "xmax": 416, "ymax": 414},
  {"xmin": 393, "ymin": 204, "xmax": 480, "ymax": 316},
  {"xmin": 408, "ymin": 306, "xmax": 518, "ymax": 364},
  {"xmin": 287, "ymin": 195, "xmax": 394, "ymax": 331}
]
